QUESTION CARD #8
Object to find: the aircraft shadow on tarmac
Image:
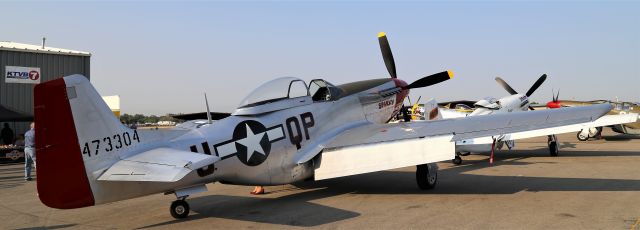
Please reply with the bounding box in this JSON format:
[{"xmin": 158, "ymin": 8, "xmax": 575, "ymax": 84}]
[
  {"xmin": 15, "ymin": 224, "xmax": 77, "ymax": 230},
  {"xmin": 140, "ymin": 149, "xmax": 640, "ymax": 228},
  {"xmin": 603, "ymin": 134, "xmax": 640, "ymax": 141},
  {"xmin": 299, "ymin": 151, "xmax": 640, "ymax": 196},
  {"xmin": 559, "ymin": 142, "xmax": 578, "ymax": 148},
  {"xmin": 495, "ymin": 147, "xmax": 640, "ymax": 158},
  {"xmin": 139, "ymin": 188, "xmax": 361, "ymax": 228}
]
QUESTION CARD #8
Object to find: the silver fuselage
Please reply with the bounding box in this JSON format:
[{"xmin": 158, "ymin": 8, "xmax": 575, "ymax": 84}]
[{"xmin": 167, "ymin": 80, "xmax": 406, "ymax": 186}]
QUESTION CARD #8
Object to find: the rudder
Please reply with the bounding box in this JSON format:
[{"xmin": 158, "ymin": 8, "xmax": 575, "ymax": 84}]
[
  {"xmin": 35, "ymin": 75, "xmax": 135, "ymax": 209},
  {"xmin": 34, "ymin": 75, "xmax": 95, "ymax": 209}
]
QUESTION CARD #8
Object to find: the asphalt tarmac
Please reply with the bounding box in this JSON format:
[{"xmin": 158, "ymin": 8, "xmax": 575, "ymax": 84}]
[{"xmin": 2, "ymin": 130, "xmax": 640, "ymax": 229}]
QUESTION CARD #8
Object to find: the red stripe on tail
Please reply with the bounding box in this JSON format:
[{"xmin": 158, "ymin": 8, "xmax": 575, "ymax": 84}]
[{"xmin": 34, "ymin": 78, "xmax": 95, "ymax": 209}]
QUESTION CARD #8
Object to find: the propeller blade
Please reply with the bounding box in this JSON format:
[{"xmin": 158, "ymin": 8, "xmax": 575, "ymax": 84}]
[
  {"xmin": 555, "ymin": 89, "xmax": 560, "ymax": 102},
  {"xmin": 529, "ymin": 106, "xmax": 535, "ymax": 111},
  {"xmin": 495, "ymin": 77, "xmax": 518, "ymax": 95},
  {"xmin": 378, "ymin": 32, "xmax": 397, "ymax": 78},
  {"xmin": 525, "ymin": 74, "xmax": 547, "ymax": 97},
  {"xmin": 405, "ymin": 71, "xmax": 453, "ymax": 89}
]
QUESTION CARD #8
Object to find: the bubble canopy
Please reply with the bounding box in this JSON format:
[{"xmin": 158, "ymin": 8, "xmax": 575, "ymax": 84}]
[{"xmin": 238, "ymin": 77, "xmax": 309, "ymax": 108}]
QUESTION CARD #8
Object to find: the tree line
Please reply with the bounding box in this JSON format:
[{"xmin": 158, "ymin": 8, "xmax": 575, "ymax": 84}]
[{"xmin": 119, "ymin": 114, "xmax": 181, "ymax": 125}]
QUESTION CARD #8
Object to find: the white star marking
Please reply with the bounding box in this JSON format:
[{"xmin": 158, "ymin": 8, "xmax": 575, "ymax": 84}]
[{"xmin": 235, "ymin": 124, "xmax": 266, "ymax": 161}]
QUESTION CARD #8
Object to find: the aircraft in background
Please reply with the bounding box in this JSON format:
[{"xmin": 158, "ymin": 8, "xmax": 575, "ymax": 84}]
[
  {"xmin": 33, "ymin": 33, "xmax": 626, "ymax": 219},
  {"xmin": 545, "ymin": 94, "xmax": 640, "ymax": 140},
  {"xmin": 441, "ymin": 74, "xmax": 552, "ymax": 164},
  {"xmin": 435, "ymin": 75, "xmax": 637, "ymax": 165}
]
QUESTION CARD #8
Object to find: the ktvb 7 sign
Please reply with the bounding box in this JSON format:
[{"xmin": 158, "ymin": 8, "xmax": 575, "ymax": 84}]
[{"xmin": 5, "ymin": 66, "xmax": 41, "ymax": 84}]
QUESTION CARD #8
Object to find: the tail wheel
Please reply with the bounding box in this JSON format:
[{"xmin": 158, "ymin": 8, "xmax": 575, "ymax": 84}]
[
  {"xmin": 170, "ymin": 200, "xmax": 190, "ymax": 219},
  {"xmin": 416, "ymin": 163, "xmax": 438, "ymax": 190}
]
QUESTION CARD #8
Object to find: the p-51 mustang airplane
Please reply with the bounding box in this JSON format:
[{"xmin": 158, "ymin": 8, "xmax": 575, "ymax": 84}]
[{"xmin": 35, "ymin": 33, "xmax": 621, "ymax": 219}]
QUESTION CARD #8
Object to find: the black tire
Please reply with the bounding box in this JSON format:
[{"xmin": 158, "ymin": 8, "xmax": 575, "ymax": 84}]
[
  {"xmin": 416, "ymin": 163, "xmax": 437, "ymax": 190},
  {"xmin": 549, "ymin": 141, "xmax": 559, "ymax": 156},
  {"xmin": 577, "ymin": 131, "xmax": 589, "ymax": 141},
  {"xmin": 452, "ymin": 156, "xmax": 462, "ymax": 165},
  {"xmin": 170, "ymin": 200, "xmax": 190, "ymax": 219}
]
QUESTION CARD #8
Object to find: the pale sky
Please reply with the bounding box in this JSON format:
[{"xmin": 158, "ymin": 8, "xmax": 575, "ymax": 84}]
[{"xmin": 2, "ymin": 1, "xmax": 639, "ymax": 115}]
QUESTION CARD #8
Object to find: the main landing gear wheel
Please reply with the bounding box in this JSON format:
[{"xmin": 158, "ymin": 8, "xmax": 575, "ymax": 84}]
[
  {"xmin": 170, "ymin": 199, "xmax": 190, "ymax": 219},
  {"xmin": 416, "ymin": 163, "xmax": 438, "ymax": 190},
  {"xmin": 548, "ymin": 135, "xmax": 559, "ymax": 157},
  {"xmin": 452, "ymin": 155, "xmax": 462, "ymax": 165}
]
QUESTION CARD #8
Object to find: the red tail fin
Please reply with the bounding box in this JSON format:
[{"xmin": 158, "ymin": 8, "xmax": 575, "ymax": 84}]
[{"xmin": 34, "ymin": 77, "xmax": 95, "ymax": 209}]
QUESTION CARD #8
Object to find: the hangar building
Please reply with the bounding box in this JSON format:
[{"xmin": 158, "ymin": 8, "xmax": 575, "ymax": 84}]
[{"xmin": 0, "ymin": 41, "xmax": 90, "ymax": 140}]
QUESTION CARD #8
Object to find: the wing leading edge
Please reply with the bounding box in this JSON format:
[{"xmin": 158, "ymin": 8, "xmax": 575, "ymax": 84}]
[
  {"xmin": 458, "ymin": 113, "xmax": 639, "ymax": 145},
  {"xmin": 328, "ymin": 103, "xmax": 614, "ymax": 148}
]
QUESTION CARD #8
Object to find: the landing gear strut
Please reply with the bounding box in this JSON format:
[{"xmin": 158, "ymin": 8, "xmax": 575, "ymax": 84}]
[
  {"xmin": 489, "ymin": 137, "xmax": 497, "ymax": 164},
  {"xmin": 452, "ymin": 155, "xmax": 462, "ymax": 165},
  {"xmin": 416, "ymin": 163, "xmax": 438, "ymax": 190},
  {"xmin": 548, "ymin": 135, "xmax": 559, "ymax": 156},
  {"xmin": 452, "ymin": 152, "xmax": 469, "ymax": 165},
  {"xmin": 170, "ymin": 197, "xmax": 190, "ymax": 219}
]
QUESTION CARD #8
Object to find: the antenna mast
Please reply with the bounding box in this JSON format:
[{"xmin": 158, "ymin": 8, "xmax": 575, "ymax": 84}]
[{"xmin": 204, "ymin": 93, "xmax": 212, "ymax": 124}]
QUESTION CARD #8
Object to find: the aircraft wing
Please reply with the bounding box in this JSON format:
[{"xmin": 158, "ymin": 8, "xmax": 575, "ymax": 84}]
[
  {"xmin": 459, "ymin": 113, "xmax": 639, "ymax": 145},
  {"xmin": 97, "ymin": 147, "xmax": 219, "ymax": 182},
  {"xmin": 301, "ymin": 103, "xmax": 614, "ymax": 180}
]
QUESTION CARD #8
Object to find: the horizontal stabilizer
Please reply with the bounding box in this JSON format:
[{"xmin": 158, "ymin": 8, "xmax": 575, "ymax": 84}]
[{"xmin": 98, "ymin": 147, "xmax": 218, "ymax": 182}]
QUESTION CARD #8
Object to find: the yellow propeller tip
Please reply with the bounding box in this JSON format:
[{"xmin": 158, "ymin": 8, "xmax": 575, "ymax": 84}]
[
  {"xmin": 378, "ymin": 32, "xmax": 386, "ymax": 38},
  {"xmin": 447, "ymin": 70, "xmax": 454, "ymax": 79}
]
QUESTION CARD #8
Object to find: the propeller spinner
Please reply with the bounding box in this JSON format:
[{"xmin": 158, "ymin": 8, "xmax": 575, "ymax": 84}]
[{"xmin": 547, "ymin": 89, "xmax": 562, "ymax": 109}]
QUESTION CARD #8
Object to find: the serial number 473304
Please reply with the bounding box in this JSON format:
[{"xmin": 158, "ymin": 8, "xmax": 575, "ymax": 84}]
[{"xmin": 82, "ymin": 130, "xmax": 140, "ymax": 157}]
